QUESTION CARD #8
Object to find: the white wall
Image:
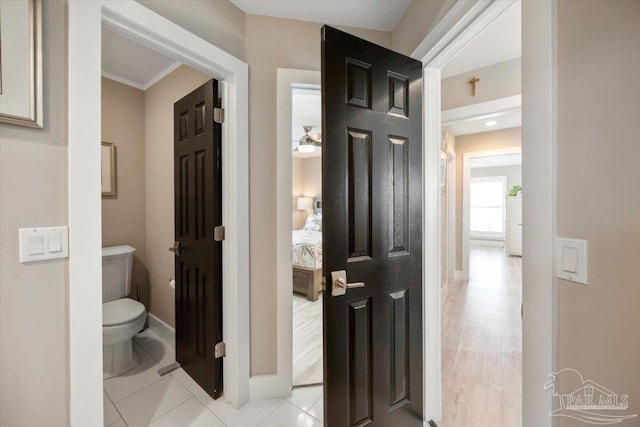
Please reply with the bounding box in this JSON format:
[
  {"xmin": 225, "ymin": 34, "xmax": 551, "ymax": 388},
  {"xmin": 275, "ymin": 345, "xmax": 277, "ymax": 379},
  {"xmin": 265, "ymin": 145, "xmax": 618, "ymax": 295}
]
[{"xmin": 471, "ymin": 164, "xmax": 522, "ymax": 192}]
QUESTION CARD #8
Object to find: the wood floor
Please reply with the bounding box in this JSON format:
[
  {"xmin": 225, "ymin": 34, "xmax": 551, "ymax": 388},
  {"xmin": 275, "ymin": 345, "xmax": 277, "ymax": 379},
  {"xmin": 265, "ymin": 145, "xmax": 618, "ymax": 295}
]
[
  {"xmin": 292, "ymin": 292, "xmax": 323, "ymax": 386},
  {"xmin": 439, "ymin": 245, "xmax": 522, "ymax": 427}
]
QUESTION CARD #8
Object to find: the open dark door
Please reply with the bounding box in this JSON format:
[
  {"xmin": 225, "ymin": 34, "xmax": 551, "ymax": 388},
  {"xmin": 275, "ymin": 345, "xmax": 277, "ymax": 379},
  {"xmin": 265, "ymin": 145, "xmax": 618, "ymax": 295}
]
[
  {"xmin": 322, "ymin": 26, "xmax": 423, "ymax": 426},
  {"xmin": 173, "ymin": 80, "xmax": 223, "ymax": 399}
]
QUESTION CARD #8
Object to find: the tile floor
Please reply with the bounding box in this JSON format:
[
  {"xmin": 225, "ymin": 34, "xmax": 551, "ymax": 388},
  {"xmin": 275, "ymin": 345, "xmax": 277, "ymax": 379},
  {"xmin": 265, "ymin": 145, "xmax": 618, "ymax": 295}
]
[{"xmin": 104, "ymin": 327, "xmax": 323, "ymax": 426}]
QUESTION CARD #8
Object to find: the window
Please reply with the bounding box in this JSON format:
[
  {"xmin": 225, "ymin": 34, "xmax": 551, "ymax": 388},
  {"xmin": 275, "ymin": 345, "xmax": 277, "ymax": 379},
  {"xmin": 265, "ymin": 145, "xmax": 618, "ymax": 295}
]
[{"xmin": 470, "ymin": 176, "xmax": 507, "ymax": 239}]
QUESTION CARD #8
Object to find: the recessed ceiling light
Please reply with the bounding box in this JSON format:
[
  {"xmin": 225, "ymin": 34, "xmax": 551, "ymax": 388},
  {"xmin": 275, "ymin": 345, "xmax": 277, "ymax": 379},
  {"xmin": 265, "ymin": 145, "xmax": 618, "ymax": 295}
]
[{"xmin": 485, "ymin": 120, "xmax": 498, "ymax": 127}]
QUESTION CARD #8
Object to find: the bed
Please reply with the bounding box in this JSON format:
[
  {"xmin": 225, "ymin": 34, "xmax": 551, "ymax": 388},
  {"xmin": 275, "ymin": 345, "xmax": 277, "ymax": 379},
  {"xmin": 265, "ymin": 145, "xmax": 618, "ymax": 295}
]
[{"xmin": 292, "ymin": 198, "xmax": 323, "ymax": 301}]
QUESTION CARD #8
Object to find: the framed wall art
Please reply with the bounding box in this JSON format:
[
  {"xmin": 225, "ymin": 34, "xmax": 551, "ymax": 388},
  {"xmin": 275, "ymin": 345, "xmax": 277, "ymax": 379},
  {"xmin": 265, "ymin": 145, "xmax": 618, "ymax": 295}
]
[
  {"xmin": 101, "ymin": 142, "xmax": 117, "ymax": 197},
  {"xmin": 0, "ymin": 0, "xmax": 43, "ymax": 128}
]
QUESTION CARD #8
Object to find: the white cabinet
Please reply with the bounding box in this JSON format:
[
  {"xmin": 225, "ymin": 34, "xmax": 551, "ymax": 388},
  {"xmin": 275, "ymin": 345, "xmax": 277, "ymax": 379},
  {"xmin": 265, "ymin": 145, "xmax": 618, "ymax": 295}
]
[{"xmin": 506, "ymin": 196, "xmax": 522, "ymax": 256}]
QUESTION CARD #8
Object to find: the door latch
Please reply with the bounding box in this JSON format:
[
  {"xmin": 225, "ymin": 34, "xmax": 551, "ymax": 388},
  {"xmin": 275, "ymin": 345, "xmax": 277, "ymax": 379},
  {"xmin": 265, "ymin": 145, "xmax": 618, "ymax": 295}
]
[{"xmin": 331, "ymin": 270, "xmax": 365, "ymax": 297}]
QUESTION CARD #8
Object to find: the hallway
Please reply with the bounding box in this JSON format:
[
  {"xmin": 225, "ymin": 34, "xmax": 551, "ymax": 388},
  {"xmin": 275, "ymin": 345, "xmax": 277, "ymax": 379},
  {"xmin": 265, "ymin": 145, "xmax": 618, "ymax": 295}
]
[{"xmin": 440, "ymin": 245, "xmax": 522, "ymax": 426}]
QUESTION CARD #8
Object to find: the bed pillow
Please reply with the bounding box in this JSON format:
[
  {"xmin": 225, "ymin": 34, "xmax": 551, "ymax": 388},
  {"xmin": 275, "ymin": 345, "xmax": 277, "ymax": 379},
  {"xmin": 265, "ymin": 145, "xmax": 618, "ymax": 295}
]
[{"xmin": 303, "ymin": 213, "xmax": 322, "ymax": 231}]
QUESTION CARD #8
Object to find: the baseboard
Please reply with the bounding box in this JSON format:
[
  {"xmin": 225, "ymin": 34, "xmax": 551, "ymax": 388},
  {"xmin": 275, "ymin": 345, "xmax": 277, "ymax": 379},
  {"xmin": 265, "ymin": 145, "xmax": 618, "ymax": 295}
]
[
  {"xmin": 470, "ymin": 238, "xmax": 505, "ymax": 247},
  {"xmin": 440, "ymin": 282, "xmax": 449, "ymax": 301},
  {"xmin": 149, "ymin": 312, "xmax": 292, "ymax": 402},
  {"xmin": 147, "ymin": 312, "xmax": 175, "ymax": 343},
  {"xmin": 249, "ymin": 374, "xmax": 292, "ymax": 400}
]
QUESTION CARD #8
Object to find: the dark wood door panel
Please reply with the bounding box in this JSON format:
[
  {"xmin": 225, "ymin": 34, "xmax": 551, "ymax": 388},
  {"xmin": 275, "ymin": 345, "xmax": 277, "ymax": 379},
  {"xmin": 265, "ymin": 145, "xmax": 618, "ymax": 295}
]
[
  {"xmin": 174, "ymin": 80, "xmax": 223, "ymax": 399},
  {"xmin": 323, "ymin": 26, "xmax": 423, "ymax": 426}
]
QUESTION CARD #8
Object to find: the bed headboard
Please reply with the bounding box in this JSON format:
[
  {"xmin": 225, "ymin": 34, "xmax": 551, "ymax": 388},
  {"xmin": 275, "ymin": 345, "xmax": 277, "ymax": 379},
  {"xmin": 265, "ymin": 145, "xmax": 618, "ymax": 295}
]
[{"xmin": 313, "ymin": 197, "xmax": 322, "ymax": 214}]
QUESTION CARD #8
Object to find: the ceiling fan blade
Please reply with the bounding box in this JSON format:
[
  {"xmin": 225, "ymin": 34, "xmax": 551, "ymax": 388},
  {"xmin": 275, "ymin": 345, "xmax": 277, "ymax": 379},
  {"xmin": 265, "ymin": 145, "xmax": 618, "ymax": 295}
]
[{"xmin": 310, "ymin": 132, "xmax": 322, "ymax": 142}]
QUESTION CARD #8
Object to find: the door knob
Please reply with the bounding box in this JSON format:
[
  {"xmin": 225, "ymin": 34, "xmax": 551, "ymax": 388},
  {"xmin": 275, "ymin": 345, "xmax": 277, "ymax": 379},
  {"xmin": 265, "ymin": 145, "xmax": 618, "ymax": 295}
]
[
  {"xmin": 331, "ymin": 270, "xmax": 364, "ymax": 297},
  {"xmin": 169, "ymin": 241, "xmax": 181, "ymax": 256}
]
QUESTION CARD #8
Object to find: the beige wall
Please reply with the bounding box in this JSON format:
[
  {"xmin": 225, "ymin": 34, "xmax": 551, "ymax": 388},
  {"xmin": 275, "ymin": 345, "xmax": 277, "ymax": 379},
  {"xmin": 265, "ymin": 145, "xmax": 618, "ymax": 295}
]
[
  {"xmin": 101, "ymin": 78, "xmax": 149, "ymax": 306},
  {"xmin": 103, "ymin": 1, "xmax": 392, "ymax": 376},
  {"xmin": 292, "ymin": 156, "xmax": 321, "ymax": 230},
  {"xmin": 0, "ymin": 1, "xmax": 68, "ymax": 426},
  {"xmin": 441, "ymin": 57, "xmax": 521, "ymax": 110},
  {"xmin": 454, "ymin": 127, "xmax": 522, "ymax": 270},
  {"xmin": 144, "ymin": 65, "xmax": 211, "ymax": 328},
  {"xmin": 556, "ymin": 1, "xmax": 640, "ymax": 423},
  {"xmin": 245, "ymin": 14, "xmax": 391, "ymax": 375}
]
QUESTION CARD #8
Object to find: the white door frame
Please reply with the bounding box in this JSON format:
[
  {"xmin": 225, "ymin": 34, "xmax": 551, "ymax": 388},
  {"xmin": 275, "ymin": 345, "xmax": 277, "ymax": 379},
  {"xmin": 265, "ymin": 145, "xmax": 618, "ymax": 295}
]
[
  {"xmin": 258, "ymin": 68, "xmax": 321, "ymax": 399},
  {"xmin": 414, "ymin": 0, "xmax": 557, "ymax": 425},
  {"xmin": 462, "ymin": 147, "xmax": 522, "ymax": 278},
  {"xmin": 68, "ymin": 1, "xmax": 250, "ymax": 425},
  {"xmin": 445, "ymin": 148, "xmax": 457, "ymax": 283}
]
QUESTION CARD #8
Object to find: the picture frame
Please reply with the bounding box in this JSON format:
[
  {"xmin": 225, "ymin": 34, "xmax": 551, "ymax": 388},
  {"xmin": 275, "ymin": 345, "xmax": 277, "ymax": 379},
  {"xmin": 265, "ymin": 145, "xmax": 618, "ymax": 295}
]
[
  {"xmin": 0, "ymin": 0, "xmax": 43, "ymax": 128},
  {"xmin": 101, "ymin": 142, "xmax": 117, "ymax": 197}
]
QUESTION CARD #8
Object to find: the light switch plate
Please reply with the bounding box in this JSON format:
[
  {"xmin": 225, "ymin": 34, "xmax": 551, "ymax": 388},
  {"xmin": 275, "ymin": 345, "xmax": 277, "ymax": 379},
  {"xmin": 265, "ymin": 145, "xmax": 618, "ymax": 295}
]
[
  {"xmin": 19, "ymin": 226, "xmax": 69, "ymax": 263},
  {"xmin": 556, "ymin": 237, "xmax": 588, "ymax": 285}
]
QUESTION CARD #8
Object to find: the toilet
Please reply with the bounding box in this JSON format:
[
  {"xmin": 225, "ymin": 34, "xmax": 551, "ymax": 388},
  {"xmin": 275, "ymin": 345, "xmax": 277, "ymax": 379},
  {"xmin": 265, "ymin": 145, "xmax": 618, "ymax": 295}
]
[{"xmin": 102, "ymin": 245, "xmax": 147, "ymax": 379}]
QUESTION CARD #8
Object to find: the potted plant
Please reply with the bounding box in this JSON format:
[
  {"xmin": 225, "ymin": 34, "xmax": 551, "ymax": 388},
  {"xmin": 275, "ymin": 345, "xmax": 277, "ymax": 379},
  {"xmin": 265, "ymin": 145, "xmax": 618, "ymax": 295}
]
[{"xmin": 508, "ymin": 185, "xmax": 522, "ymax": 197}]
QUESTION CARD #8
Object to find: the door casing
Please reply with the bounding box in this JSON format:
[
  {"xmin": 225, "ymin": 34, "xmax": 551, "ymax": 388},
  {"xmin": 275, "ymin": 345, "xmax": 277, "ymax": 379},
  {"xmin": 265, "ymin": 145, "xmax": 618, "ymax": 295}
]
[{"xmin": 68, "ymin": 1, "xmax": 249, "ymax": 424}]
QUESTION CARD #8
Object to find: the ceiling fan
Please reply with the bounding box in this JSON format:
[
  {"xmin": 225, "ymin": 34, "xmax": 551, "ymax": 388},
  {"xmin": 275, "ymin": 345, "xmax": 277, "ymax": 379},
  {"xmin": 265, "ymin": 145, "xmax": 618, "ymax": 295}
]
[{"xmin": 296, "ymin": 125, "xmax": 322, "ymax": 153}]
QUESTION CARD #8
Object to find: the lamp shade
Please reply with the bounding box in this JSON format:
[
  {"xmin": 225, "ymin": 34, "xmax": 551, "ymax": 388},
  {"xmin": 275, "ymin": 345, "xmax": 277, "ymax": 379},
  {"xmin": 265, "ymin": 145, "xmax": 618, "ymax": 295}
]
[{"xmin": 297, "ymin": 197, "xmax": 313, "ymax": 211}]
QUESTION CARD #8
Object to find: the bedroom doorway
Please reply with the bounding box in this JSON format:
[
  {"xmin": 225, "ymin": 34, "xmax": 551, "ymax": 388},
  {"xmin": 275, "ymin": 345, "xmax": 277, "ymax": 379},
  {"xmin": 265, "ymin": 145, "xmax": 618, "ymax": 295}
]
[{"xmin": 291, "ymin": 86, "xmax": 324, "ymax": 387}]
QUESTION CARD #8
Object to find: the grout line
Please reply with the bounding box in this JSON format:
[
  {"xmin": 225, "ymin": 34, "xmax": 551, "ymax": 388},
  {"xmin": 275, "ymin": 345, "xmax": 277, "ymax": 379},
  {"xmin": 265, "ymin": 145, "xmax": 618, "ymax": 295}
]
[
  {"xmin": 112, "ymin": 374, "xmax": 183, "ymax": 408},
  {"xmin": 105, "ymin": 391, "xmax": 128, "ymax": 427},
  {"xmin": 181, "ymin": 397, "xmax": 226, "ymax": 426},
  {"xmin": 284, "ymin": 392, "xmax": 322, "ymax": 414},
  {"xmin": 135, "ymin": 329, "xmax": 177, "ymax": 367},
  {"xmin": 256, "ymin": 399, "xmax": 287, "ymax": 426},
  {"xmin": 143, "ymin": 391, "xmax": 200, "ymax": 427},
  {"xmin": 107, "ymin": 358, "xmax": 165, "ymax": 404}
]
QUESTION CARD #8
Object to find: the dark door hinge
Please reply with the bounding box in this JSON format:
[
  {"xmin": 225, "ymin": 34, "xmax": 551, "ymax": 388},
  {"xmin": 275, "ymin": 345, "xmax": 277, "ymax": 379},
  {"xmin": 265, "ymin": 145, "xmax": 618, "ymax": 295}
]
[
  {"xmin": 214, "ymin": 107, "xmax": 225, "ymax": 124},
  {"xmin": 214, "ymin": 226, "xmax": 225, "ymax": 242},
  {"xmin": 214, "ymin": 341, "xmax": 226, "ymax": 358}
]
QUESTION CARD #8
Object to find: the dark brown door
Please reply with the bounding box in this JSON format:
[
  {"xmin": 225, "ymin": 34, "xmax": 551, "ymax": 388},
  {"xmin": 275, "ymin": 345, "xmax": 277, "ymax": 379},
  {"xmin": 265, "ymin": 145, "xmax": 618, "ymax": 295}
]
[
  {"xmin": 322, "ymin": 26, "xmax": 423, "ymax": 426},
  {"xmin": 173, "ymin": 80, "xmax": 223, "ymax": 399}
]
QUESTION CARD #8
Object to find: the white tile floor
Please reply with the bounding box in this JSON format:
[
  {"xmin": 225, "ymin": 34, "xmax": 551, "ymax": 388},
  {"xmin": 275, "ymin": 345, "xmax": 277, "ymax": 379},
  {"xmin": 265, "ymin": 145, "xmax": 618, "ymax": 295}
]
[{"xmin": 104, "ymin": 327, "xmax": 323, "ymax": 426}]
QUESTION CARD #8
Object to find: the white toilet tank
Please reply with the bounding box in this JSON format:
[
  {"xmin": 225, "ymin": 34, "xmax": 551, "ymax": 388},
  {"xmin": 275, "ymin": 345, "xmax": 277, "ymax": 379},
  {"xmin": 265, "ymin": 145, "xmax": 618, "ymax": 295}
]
[{"xmin": 102, "ymin": 245, "xmax": 136, "ymax": 303}]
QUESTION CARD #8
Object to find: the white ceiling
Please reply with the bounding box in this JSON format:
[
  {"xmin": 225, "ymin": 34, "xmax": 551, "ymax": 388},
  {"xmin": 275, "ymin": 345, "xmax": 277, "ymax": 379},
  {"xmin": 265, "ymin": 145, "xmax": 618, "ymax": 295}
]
[
  {"xmin": 102, "ymin": 25, "xmax": 180, "ymax": 90},
  {"xmin": 442, "ymin": 1, "xmax": 521, "ymax": 78},
  {"xmin": 230, "ymin": 0, "xmax": 411, "ymax": 31},
  {"xmin": 292, "ymin": 87, "xmax": 322, "ymax": 158},
  {"xmin": 470, "ymin": 153, "xmax": 521, "ymax": 168}
]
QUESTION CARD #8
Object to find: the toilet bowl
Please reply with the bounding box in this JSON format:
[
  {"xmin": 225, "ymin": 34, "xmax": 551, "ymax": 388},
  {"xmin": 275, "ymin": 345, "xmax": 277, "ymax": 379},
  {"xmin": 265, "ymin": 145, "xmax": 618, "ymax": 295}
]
[{"xmin": 102, "ymin": 245, "xmax": 147, "ymax": 379}]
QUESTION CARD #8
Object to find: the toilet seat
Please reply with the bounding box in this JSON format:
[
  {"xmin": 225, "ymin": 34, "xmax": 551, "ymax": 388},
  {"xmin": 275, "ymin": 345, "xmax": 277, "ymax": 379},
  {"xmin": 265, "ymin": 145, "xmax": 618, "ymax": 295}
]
[{"xmin": 103, "ymin": 298, "xmax": 146, "ymax": 327}]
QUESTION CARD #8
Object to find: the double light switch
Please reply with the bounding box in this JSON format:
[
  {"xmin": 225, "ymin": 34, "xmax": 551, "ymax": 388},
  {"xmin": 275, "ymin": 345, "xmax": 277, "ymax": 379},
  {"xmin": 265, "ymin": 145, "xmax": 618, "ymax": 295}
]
[{"xmin": 19, "ymin": 226, "xmax": 69, "ymax": 263}]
